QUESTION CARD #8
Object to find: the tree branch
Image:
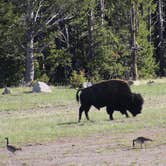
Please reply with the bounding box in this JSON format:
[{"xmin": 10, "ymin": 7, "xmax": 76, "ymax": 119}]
[
  {"xmin": 34, "ymin": 0, "xmax": 44, "ymax": 22},
  {"xmin": 46, "ymin": 14, "xmax": 59, "ymax": 25},
  {"xmin": 46, "ymin": 15, "xmax": 73, "ymax": 27}
]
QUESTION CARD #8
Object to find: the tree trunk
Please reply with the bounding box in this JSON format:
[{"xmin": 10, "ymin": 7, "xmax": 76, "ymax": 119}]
[
  {"xmin": 158, "ymin": 0, "xmax": 165, "ymax": 76},
  {"xmin": 148, "ymin": 7, "xmax": 152, "ymax": 42},
  {"xmin": 87, "ymin": 8, "xmax": 94, "ymax": 59},
  {"xmin": 25, "ymin": 1, "xmax": 35, "ymax": 85},
  {"xmin": 130, "ymin": 3, "xmax": 138, "ymax": 80},
  {"xmin": 25, "ymin": 29, "xmax": 34, "ymax": 85},
  {"xmin": 100, "ymin": 0, "xmax": 105, "ymax": 25},
  {"xmin": 65, "ymin": 24, "xmax": 70, "ymax": 49}
]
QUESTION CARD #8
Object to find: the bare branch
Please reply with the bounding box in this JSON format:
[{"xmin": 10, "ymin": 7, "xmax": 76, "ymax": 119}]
[
  {"xmin": 36, "ymin": 43, "xmax": 50, "ymax": 53},
  {"xmin": 46, "ymin": 14, "xmax": 59, "ymax": 25},
  {"xmin": 34, "ymin": 0, "xmax": 44, "ymax": 22},
  {"xmin": 59, "ymin": 30, "xmax": 67, "ymax": 41},
  {"xmin": 47, "ymin": 15, "xmax": 73, "ymax": 27}
]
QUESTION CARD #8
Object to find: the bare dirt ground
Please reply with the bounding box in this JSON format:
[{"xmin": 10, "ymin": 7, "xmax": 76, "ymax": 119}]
[{"xmin": 0, "ymin": 127, "xmax": 166, "ymax": 166}]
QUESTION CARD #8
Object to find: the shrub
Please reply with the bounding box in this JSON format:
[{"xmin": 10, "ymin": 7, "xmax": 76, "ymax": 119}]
[
  {"xmin": 37, "ymin": 73, "xmax": 49, "ymax": 83},
  {"xmin": 70, "ymin": 70, "xmax": 87, "ymax": 88}
]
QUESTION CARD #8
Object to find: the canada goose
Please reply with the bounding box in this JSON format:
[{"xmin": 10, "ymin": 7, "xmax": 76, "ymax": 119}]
[
  {"xmin": 133, "ymin": 136, "xmax": 152, "ymax": 149},
  {"xmin": 5, "ymin": 137, "xmax": 22, "ymax": 153}
]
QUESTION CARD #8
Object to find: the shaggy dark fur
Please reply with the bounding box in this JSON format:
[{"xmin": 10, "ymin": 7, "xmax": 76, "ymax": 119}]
[{"xmin": 76, "ymin": 79, "xmax": 144, "ymax": 122}]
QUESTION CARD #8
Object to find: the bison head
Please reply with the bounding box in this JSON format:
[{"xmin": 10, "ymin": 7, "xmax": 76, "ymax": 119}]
[{"xmin": 130, "ymin": 93, "xmax": 144, "ymax": 117}]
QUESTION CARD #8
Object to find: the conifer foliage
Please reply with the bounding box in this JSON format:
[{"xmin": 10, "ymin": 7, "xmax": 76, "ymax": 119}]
[{"xmin": 0, "ymin": 0, "xmax": 165, "ymax": 87}]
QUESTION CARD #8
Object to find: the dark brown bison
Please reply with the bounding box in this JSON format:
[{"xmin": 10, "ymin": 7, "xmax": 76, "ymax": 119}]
[{"xmin": 76, "ymin": 79, "xmax": 144, "ymax": 122}]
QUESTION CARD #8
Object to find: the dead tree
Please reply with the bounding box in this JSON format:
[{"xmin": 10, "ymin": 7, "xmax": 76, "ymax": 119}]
[
  {"xmin": 100, "ymin": 0, "xmax": 105, "ymax": 25},
  {"xmin": 23, "ymin": 0, "xmax": 73, "ymax": 85},
  {"xmin": 157, "ymin": 0, "xmax": 165, "ymax": 76},
  {"xmin": 148, "ymin": 7, "xmax": 152, "ymax": 42},
  {"xmin": 130, "ymin": 3, "xmax": 139, "ymax": 80},
  {"xmin": 87, "ymin": 8, "xmax": 95, "ymax": 59}
]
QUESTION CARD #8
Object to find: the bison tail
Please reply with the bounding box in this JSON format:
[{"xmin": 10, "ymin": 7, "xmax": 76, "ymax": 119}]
[{"xmin": 76, "ymin": 89, "xmax": 82, "ymax": 103}]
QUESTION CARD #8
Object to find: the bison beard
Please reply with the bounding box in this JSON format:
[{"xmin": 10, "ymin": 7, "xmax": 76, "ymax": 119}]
[{"xmin": 76, "ymin": 79, "xmax": 144, "ymax": 122}]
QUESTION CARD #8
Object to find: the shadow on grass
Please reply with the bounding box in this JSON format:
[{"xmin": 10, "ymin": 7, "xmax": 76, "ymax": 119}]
[
  {"xmin": 23, "ymin": 91, "xmax": 33, "ymax": 94},
  {"xmin": 123, "ymin": 146, "xmax": 155, "ymax": 151},
  {"xmin": 2, "ymin": 91, "xmax": 32, "ymax": 96},
  {"xmin": 57, "ymin": 121, "xmax": 78, "ymax": 126},
  {"xmin": 57, "ymin": 120, "xmax": 96, "ymax": 126}
]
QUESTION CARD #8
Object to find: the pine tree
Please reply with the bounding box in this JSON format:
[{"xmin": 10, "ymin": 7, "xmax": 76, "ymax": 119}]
[{"xmin": 0, "ymin": 1, "xmax": 25, "ymax": 87}]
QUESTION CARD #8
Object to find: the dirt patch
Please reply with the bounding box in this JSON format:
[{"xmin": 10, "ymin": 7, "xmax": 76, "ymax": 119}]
[{"xmin": 1, "ymin": 128, "xmax": 165, "ymax": 166}]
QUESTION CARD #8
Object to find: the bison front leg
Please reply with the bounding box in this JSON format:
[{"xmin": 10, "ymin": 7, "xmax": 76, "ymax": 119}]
[
  {"xmin": 125, "ymin": 112, "xmax": 129, "ymax": 118},
  {"xmin": 106, "ymin": 106, "xmax": 114, "ymax": 120},
  {"xmin": 120, "ymin": 109, "xmax": 129, "ymax": 118}
]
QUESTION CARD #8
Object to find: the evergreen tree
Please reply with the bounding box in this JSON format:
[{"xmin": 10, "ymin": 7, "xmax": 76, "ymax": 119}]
[
  {"xmin": 0, "ymin": 0, "xmax": 164, "ymax": 86},
  {"xmin": 136, "ymin": 0, "xmax": 157, "ymax": 78},
  {"xmin": 0, "ymin": 0, "xmax": 25, "ymax": 87}
]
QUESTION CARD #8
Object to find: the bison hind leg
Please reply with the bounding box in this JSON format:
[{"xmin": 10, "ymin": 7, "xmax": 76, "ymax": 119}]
[
  {"xmin": 78, "ymin": 106, "xmax": 84, "ymax": 122},
  {"xmin": 84, "ymin": 106, "xmax": 91, "ymax": 121},
  {"xmin": 78, "ymin": 105, "xmax": 91, "ymax": 122}
]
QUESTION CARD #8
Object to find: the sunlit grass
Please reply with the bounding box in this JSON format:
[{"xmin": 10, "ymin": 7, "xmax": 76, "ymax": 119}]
[
  {"xmin": 132, "ymin": 82, "xmax": 166, "ymax": 96},
  {"xmin": 0, "ymin": 107, "xmax": 165, "ymax": 147},
  {"xmin": 0, "ymin": 87, "xmax": 76, "ymax": 111}
]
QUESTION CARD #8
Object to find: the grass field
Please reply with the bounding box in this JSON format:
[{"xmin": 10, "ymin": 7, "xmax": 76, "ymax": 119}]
[
  {"xmin": 0, "ymin": 82, "xmax": 166, "ymax": 147},
  {"xmin": 0, "ymin": 87, "xmax": 76, "ymax": 111}
]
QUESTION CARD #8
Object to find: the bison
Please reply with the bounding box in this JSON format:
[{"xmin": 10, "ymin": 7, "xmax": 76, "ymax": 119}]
[{"xmin": 76, "ymin": 79, "xmax": 144, "ymax": 122}]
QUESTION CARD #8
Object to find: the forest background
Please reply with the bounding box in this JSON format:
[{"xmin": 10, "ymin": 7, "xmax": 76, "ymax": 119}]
[{"xmin": 0, "ymin": 0, "xmax": 165, "ymax": 87}]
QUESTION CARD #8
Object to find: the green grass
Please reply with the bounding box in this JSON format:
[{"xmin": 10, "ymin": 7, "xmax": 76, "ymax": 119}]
[
  {"xmin": 132, "ymin": 83, "xmax": 166, "ymax": 96},
  {"xmin": 0, "ymin": 83, "xmax": 166, "ymax": 146},
  {"xmin": 0, "ymin": 87, "xmax": 76, "ymax": 111}
]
